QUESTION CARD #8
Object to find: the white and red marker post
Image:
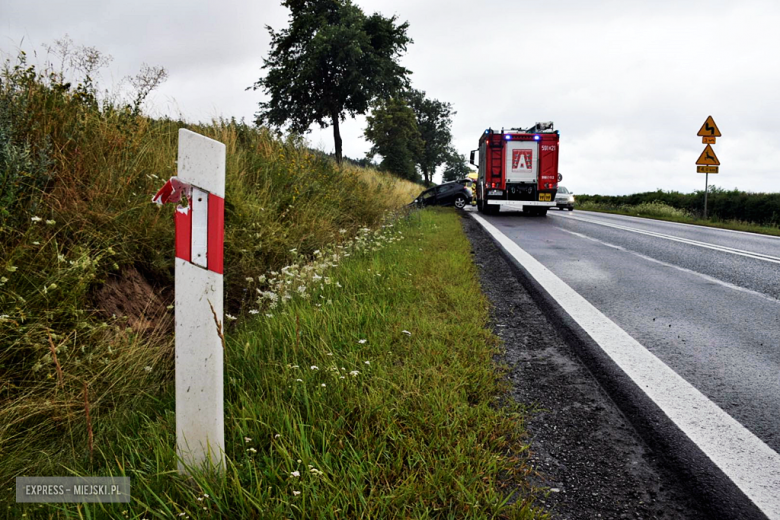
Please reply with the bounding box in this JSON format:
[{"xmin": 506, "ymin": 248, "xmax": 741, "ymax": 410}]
[{"xmin": 153, "ymin": 129, "xmax": 226, "ymax": 474}]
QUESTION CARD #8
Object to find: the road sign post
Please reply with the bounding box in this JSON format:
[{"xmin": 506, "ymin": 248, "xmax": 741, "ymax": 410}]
[
  {"xmin": 153, "ymin": 129, "xmax": 226, "ymax": 474},
  {"xmin": 696, "ymin": 117, "xmax": 722, "ymax": 220}
]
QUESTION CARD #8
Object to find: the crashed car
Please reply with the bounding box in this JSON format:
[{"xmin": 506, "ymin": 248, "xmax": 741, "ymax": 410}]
[{"xmin": 410, "ymin": 180, "xmax": 473, "ymax": 210}]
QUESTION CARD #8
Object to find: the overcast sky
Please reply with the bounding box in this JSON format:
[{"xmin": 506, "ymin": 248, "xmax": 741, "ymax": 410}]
[{"xmin": 3, "ymin": 0, "xmax": 779, "ymax": 194}]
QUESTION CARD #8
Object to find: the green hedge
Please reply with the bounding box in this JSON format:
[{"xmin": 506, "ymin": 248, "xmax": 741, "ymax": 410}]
[{"xmin": 577, "ymin": 187, "xmax": 780, "ymax": 225}]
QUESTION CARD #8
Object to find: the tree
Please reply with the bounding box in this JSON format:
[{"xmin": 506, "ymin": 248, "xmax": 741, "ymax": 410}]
[
  {"xmin": 441, "ymin": 147, "xmax": 472, "ymax": 182},
  {"xmin": 251, "ymin": 0, "xmax": 412, "ymax": 164},
  {"xmin": 363, "ymin": 97, "xmax": 423, "ymax": 181},
  {"xmin": 405, "ymin": 89, "xmax": 454, "ymax": 185}
]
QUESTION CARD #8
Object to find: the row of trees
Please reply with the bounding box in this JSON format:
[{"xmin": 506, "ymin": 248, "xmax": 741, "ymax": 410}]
[{"xmin": 251, "ymin": 0, "xmax": 471, "ymax": 184}]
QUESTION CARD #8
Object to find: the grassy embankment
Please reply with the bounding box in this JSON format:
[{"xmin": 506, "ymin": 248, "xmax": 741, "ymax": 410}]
[
  {"xmin": 1, "ymin": 53, "xmax": 546, "ymax": 517},
  {"xmin": 576, "ymin": 192, "xmax": 780, "ymax": 237}
]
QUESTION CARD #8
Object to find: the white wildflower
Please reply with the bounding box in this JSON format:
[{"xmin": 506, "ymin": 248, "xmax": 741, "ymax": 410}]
[
  {"xmin": 6, "ymin": 266, "xmax": 17, "ymax": 272},
  {"xmin": 246, "ymin": 277, "xmax": 254, "ymax": 283},
  {"xmin": 274, "ymin": 434, "xmax": 280, "ymax": 438},
  {"xmin": 290, "ymin": 471, "xmax": 300, "ymax": 478},
  {"xmin": 247, "ymin": 447, "xmax": 257, "ymax": 453},
  {"xmin": 350, "ymin": 371, "xmax": 359, "ymax": 377},
  {"xmin": 144, "ymin": 366, "xmax": 152, "ymax": 372},
  {"xmin": 249, "ymin": 309, "xmax": 260, "ymax": 315},
  {"xmin": 402, "ymin": 330, "xmax": 412, "ymax": 336},
  {"xmin": 261, "ymin": 291, "xmax": 279, "ymax": 302},
  {"xmin": 320, "ymin": 383, "xmax": 326, "ymax": 387},
  {"xmin": 358, "ymin": 339, "xmax": 367, "ymax": 344},
  {"xmin": 310, "ymin": 365, "xmax": 319, "ymax": 370},
  {"xmin": 226, "ymin": 314, "xmax": 237, "ymax": 321},
  {"xmin": 364, "ymin": 361, "xmax": 370, "ymax": 365},
  {"xmin": 31, "ymin": 216, "xmax": 42, "ymax": 222},
  {"xmin": 46, "ymin": 220, "xmax": 56, "ymax": 225},
  {"xmin": 293, "ymin": 490, "xmax": 301, "ymax": 496}
]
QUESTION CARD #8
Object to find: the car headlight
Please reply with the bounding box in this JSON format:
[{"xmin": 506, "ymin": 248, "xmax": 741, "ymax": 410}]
[
  {"xmin": 488, "ymin": 189, "xmax": 503, "ymax": 196},
  {"xmin": 568, "ymin": 195, "xmax": 575, "ymax": 202}
]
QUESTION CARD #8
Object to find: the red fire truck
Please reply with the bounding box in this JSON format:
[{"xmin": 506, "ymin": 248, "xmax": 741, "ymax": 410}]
[{"xmin": 469, "ymin": 122, "xmax": 560, "ymax": 216}]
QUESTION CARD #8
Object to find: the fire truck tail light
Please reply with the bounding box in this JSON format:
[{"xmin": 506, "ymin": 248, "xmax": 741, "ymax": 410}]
[{"xmin": 534, "ymin": 135, "xmax": 540, "ymax": 141}]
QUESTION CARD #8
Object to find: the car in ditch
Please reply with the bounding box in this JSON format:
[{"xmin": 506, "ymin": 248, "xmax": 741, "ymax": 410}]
[{"xmin": 411, "ymin": 180, "xmax": 473, "ymax": 210}]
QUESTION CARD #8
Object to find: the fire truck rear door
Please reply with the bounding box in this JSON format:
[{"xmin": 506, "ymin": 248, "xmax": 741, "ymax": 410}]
[{"xmin": 505, "ymin": 141, "xmax": 538, "ymax": 183}]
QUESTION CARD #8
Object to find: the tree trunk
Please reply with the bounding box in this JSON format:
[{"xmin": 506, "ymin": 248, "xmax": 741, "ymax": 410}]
[
  {"xmin": 331, "ymin": 111, "xmax": 342, "ymax": 164},
  {"xmin": 422, "ymin": 168, "xmax": 430, "ymax": 185}
]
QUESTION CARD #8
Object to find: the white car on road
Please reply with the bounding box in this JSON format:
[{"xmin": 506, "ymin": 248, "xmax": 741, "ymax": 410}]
[{"xmin": 555, "ymin": 186, "xmax": 575, "ymax": 211}]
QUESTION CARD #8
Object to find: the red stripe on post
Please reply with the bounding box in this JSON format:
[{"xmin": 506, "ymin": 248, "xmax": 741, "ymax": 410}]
[
  {"xmin": 175, "ymin": 207, "xmax": 192, "ymax": 262},
  {"xmin": 207, "ymin": 193, "xmax": 224, "ymax": 274}
]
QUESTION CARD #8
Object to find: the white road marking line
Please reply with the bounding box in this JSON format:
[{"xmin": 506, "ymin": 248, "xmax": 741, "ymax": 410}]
[
  {"xmin": 553, "ymin": 211, "xmax": 780, "ymax": 241},
  {"xmin": 552, "ymin": 213, "xmax": 780, "ymax": 264},
  {"xmin": 472, "ymin": 213, "xmax": 780, "ymax": 520},
  {"xmin": 560, "ymin": 229, "xmax": 780, "ymax": 305}
]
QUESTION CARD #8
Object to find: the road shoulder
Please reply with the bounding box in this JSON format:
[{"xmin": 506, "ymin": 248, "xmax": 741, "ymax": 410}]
[{"xmin": 460, "ymin": 213, "xmax": 710, "ymax": 519}]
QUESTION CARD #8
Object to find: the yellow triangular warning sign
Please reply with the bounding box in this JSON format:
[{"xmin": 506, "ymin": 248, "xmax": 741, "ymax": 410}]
[
  {"xmin": 697, "ymin": 116, "xmax": 721, "ymax": 137},
  {"xmin": 696, "ymin": 144, "xmax": 720, "ymax": 165}
]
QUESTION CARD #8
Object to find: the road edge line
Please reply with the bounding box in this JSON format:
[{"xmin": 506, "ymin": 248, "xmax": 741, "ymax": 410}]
[{"xmin": 471, "ymin": 212, "xmax": 780, "ymax": 520}]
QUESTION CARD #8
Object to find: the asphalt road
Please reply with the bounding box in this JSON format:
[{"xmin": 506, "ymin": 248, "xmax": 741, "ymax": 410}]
[{"xmin": 470, "ymin": 207, "xmax": 780, "ymax": 518}]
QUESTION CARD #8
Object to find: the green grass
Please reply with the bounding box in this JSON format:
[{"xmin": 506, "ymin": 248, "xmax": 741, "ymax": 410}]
[
  {"xmin": 3, "ymin": 208, "xmax": 547, "ymax": 519},
  {"xmin": 577, "ymin": 201, "xmax": 780, "ymax": 237},
  {"xmin": 0, "ymin": 48, "xmax": 419, "ymax": 502}
]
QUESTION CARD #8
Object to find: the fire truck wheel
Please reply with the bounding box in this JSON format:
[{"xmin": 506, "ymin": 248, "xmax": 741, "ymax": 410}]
[{"xmin": 454, "ymin": 196, "xmax": 467, "ymax": 210}]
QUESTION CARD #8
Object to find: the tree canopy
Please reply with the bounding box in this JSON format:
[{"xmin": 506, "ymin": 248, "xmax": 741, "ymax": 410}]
[
  {"xmin": 405, "ymin": 89, "xmax": 455, "ymax": 185},
  {"xmin": 441, "ymin": 147, "xmax": 472, "ymax": 182},
  {"xmin": 363, "ymin": 97, "xmax": 423, "ymax": 182},
  {"xmin": 251, "ymin": 0, "xmax": 412, "ymax": 164}
]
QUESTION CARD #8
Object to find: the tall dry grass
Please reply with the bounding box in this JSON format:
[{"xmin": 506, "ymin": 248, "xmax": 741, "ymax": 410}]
[{"xmin": 0, "ymin": 49, "xmax": 420, "ymax": 491}]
